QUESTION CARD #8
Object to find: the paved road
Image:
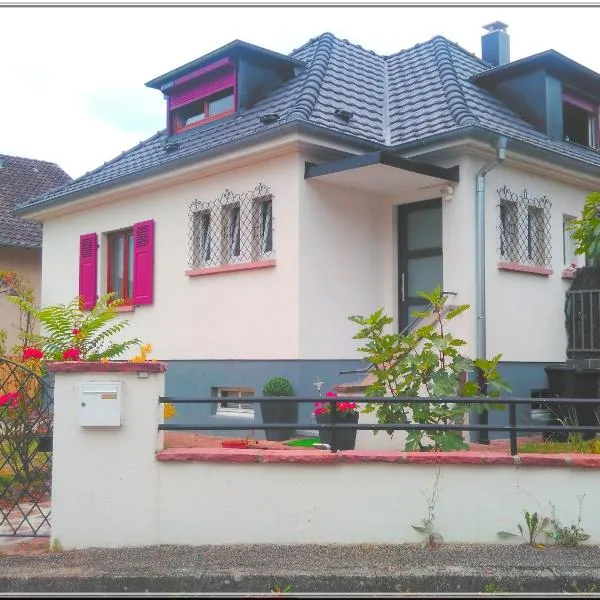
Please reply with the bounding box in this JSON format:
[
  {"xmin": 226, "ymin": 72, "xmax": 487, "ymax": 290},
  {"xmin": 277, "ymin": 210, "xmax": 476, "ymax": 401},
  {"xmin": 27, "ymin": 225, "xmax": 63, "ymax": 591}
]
[{"xmin": 1, "ymin": 543, "xmax": 600, "ymax": 594}]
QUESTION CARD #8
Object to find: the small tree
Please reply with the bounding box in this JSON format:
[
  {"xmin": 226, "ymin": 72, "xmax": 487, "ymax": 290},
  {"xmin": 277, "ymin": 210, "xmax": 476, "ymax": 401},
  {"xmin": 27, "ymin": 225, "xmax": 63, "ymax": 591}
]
[
  {"xmin": 568, "ymin": 191, "xmax": 600, "ymax": 262},
  {"xmin": 349, "ymin": 287, "xmax": 509, "ymax": 452},
  {"xmin": 0, "ymin": 270, "xmax": 38, "ymax": 354}
]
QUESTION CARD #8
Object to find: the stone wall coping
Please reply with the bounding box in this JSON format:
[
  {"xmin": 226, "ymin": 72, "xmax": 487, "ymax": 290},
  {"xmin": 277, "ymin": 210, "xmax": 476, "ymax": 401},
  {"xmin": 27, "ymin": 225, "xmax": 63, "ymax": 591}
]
[
  {"xmin": 156, "ymin": 448, "xmax": 600, "ymax": 468},
  {"xmin": 47, "ymin": 361, "xmax": 168, "ymax": 373}
]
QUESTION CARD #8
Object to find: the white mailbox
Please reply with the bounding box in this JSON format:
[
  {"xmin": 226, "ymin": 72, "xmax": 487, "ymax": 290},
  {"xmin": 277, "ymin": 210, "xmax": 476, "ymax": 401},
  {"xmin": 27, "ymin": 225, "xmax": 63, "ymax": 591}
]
[{"xmin": 78, "ymin": 382, "xmax": 123, "ymax": 427}]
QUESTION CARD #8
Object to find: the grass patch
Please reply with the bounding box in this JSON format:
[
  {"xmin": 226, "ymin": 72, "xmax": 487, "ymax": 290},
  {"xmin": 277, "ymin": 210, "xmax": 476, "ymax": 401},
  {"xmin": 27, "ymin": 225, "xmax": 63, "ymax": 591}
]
[
  {"xmin": 520, "ymin": 436, "xmax": 600, "ymax": 454},
  {"xmin": 284, "ymin": 437, "xmax": 320, "ymax": 447}
]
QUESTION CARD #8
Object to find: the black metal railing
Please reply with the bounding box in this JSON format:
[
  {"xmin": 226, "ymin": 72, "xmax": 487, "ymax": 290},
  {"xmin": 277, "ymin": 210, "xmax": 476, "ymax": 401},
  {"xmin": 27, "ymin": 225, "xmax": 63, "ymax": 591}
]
[
  {"xmin": 566, "ymin": 289, "xmax": 600, "ymax": 356},
  {"xmin": 158, "ymin": 396, "xmax": 600, "ymax": 456}
]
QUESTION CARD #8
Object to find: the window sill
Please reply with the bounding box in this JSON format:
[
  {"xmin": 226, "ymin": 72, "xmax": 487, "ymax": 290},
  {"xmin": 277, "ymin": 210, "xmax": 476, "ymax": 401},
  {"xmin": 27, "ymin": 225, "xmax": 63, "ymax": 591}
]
[
  {"xmin": 115, "ymin": 305, "xmax": 135, "ymax": 312},
  {"xmin": 186, "ymin": 259, "xmax": 276, "ymax": 277},
  {"xmin": 497, "ymin": 262, "xmax": 553, "ymax": 277}
]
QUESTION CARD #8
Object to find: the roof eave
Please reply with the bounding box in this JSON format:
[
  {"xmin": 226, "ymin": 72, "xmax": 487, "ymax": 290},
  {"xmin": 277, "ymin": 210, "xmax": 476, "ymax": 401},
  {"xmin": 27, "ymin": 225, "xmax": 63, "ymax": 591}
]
[{"xmin": 13, "ymin": 120, "xmax": 381, "ymax": 218}]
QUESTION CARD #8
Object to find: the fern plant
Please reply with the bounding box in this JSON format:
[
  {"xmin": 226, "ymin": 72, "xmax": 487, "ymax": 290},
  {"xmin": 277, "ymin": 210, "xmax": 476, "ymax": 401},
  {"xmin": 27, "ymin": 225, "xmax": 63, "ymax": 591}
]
[{"xmin": 13, "ymin": 293, "xmax": 141, "ymax": 361}]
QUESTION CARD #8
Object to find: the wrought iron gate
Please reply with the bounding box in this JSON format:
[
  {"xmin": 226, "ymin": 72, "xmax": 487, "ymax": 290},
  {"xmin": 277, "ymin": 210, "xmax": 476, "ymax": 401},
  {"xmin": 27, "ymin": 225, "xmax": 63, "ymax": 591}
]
[{"xmin": 0, "ymin": 358, "xmax": 53, "ymax": 538}]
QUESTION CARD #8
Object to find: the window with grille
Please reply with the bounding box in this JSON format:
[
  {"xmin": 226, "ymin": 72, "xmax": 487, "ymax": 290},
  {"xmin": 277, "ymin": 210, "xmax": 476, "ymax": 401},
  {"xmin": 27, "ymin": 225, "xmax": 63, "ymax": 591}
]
[
  {"xmin": 497, "ymin": 186, "xmax": 551, "ymax": 269},
  {"xmin": 214, "ymin": 387, "xmax": 255, "ymax": 417},
  {"xmin": 188, "ymin": 184, "xmax": 274, "ymax": 269}
]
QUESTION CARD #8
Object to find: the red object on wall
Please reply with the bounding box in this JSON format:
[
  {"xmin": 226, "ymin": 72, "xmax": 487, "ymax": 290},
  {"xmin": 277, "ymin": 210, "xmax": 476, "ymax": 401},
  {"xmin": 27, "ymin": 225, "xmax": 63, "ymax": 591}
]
[
  {"xmin": 78, "ymin": 233, "xmax": 98, "ymax": 310},
  {"xmin": 133, "ymin": 219, "xmax": 154, "ymax": 305}
]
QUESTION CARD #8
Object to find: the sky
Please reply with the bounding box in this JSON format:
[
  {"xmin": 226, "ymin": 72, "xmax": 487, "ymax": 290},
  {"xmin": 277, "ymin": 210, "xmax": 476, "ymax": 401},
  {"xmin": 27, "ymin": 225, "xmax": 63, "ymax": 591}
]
[{"xmin": 1, "ymin": 3, "xmax": 600, "ymax": 179}]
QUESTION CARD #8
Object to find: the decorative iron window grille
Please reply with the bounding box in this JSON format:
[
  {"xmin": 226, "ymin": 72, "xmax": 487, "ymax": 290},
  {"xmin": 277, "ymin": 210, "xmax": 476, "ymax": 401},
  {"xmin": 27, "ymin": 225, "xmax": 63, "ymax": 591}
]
[
  {"xmin": 188, "ymin": 183, "xmax": 274, "ymax": 269},
  {"xmin": 497, "ymin": 185, "xmax": 552, "ymax": 269}
]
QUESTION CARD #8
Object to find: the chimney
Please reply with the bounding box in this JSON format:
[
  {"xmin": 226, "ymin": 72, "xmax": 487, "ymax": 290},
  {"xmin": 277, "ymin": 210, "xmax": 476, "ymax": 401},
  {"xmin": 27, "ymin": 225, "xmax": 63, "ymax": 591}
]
[{"xmin": 481, "ymin": 21, "xmax": 510, "ymax": 67}]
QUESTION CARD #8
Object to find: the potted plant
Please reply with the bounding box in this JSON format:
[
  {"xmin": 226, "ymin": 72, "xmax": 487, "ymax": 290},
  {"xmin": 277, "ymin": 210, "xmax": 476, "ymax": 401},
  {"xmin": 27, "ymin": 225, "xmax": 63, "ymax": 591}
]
[
  {"xmin": 260, "ymin": 376, "xmax": 297, "ymax": 442},
  {"xmin": 313, "ymin": 392, "xmax": 359, "ymax": 451}
]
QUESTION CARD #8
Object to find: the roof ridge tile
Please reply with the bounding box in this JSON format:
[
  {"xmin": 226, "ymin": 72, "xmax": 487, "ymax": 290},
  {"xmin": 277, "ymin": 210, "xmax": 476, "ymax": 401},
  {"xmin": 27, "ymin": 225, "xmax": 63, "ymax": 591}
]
[
  {"xmin": 432, "ymin": 37, "xmax": 479, "ymax": 127},
  {"xmin": 286, "ymin": 33, "xmax": 335, "ymax": 122}
]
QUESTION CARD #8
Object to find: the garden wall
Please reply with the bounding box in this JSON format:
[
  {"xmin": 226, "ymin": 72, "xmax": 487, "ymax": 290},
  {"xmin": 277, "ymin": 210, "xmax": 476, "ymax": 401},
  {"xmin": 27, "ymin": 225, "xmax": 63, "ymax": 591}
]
[{"xmin": 50, "ymin": 364, "xmax": 600, "ymax": 550}]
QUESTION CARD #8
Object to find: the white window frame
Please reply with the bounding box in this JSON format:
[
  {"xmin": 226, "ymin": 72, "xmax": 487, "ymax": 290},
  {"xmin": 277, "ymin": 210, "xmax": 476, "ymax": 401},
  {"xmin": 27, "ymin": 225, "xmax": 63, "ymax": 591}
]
[
  {"xmin": 193, "ymin": 209, "xmax": 215, "ymax": 267},
  {"xmin": 214, "ymin": 387, "xmax": 255, "ymax": 418},
  {"xmin": 563, "ymin": 215, "xmax": 578, "ymax": 266},
  {"xmin": 222, "ymin": 202, "xmax": 243, "ymax": 264},
  {"xmin": 253, "ymin": 196, "xmax": 274, "ymax": 260},
  {"xmin": 499, "ymin": 199, "xmax": 519, "ymax": 262}
]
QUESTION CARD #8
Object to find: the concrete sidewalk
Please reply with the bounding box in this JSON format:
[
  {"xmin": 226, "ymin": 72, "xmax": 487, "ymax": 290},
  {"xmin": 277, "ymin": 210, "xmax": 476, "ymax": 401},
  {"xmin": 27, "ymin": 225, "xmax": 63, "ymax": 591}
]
[{"xmin": 1, "ymin": 542, "xmax": 600, "ymax": 594}]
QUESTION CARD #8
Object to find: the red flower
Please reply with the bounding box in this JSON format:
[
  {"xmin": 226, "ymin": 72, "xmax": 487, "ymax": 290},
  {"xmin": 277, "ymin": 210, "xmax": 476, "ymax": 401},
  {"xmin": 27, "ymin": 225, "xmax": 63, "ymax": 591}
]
[
  {"xmin": 0, "ymin": 392, "xmax": 21, "ymax": 409},
  {"xmin": 72, "ymin": 328, "xmax": 80, "ymax": 336},
  {"xmin": 22, "ymin": 347, "xmax": 44, "ymax": 360},
  {"xmin": 62, "ymin": 347, "xmax": 81, "ymax": 361},
  {"xmin": 325, "ymin": 391, "xmax": 338, "ymax": 398}
]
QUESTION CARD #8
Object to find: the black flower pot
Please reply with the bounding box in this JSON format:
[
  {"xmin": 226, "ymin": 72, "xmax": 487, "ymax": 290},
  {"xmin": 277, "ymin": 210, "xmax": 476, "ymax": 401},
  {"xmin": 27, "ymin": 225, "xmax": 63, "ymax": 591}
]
[
  {"xmin": 36, "ymin": 434, "xmax": 53, "ymax": 452},
  {"xmin": 260, "ymin": 398, "xmax": 298, "ymax": 442},
  {"xmin": 316, "ymin": 411, "xmax": 359, "ymax": 450}
]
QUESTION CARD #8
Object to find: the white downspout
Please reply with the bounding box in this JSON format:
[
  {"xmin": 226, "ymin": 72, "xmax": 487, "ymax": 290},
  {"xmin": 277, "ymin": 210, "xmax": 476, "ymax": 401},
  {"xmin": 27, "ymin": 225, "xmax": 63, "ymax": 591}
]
[
  {"xmin": 475, "ymin": 135, "xmax": 508, "ymax": 364},
  {"xmin": 475, "ymin": 136, "xmax": 508, "ymax": 444}
]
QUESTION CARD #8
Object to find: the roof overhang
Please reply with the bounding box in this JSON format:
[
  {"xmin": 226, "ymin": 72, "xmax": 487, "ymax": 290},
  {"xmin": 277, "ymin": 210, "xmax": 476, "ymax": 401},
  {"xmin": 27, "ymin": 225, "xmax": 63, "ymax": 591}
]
[
  {"xmin": 145, "ymin": 40, "xmax": 305, "ymax": 91},
  {"xmin": 304, "ymin": 151, "xmax": 459, "ymax": 195},
  {"xmin": 471, "ymin": 50, "xmax": 600, "ymax": 99}
]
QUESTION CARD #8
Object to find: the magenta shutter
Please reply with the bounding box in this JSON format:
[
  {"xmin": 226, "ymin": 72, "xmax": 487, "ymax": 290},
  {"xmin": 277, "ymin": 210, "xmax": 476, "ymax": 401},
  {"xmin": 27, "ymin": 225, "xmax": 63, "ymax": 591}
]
[
  {"xmin": 133, "ymin": 219, "xmax": 154, "ymax": 306},
  {"xmin": 79, "ymin": 233, "xmax": 98, "ymax": 310},
  {"xmin": 173, "ymin": 57, "xmax": 232, "ymax": 87},
  {"xmin": 168, "ymin": 70, "xmax": 235, "ymax": 110}
]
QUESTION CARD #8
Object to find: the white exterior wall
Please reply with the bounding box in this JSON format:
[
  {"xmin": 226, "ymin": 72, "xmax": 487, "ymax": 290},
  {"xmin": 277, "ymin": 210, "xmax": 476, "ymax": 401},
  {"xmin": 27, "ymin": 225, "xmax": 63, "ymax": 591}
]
[
  {"xmin": 299, "ymin": 175, "xmax": 385, "ymax": 359},
  {"xmin": 51, "ymin": 368, "xmax": 600, "ymax": 549},
  {"xmin": 41, "ymin": 153, "xmax": 301, "ymax": 360},
  {"xmin": 481, "ymin": 161, "xmax": 589, "ymax": 363}
]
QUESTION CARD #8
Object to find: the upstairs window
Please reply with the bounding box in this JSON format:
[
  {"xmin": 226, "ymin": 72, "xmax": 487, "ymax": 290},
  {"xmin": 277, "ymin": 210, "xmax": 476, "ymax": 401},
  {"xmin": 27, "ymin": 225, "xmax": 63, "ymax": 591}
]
[
  {"xmin": 166, "ymin": 58, "xmax": 236, "ymax": 135},
  {"xmin": 563, "ymin": 93, "xmax": 599, "ymax": 149},
  {"xmin": 497, "ymin": 185, "xmax": 552, "ymax": 270}
]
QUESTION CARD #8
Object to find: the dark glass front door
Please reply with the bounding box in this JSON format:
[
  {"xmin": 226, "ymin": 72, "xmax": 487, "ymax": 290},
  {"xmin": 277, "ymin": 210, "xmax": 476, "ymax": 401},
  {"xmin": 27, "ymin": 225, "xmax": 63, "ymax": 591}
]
[{"xmin": 397, "ymin": 198, "xmax": 443, "ymax": 332}]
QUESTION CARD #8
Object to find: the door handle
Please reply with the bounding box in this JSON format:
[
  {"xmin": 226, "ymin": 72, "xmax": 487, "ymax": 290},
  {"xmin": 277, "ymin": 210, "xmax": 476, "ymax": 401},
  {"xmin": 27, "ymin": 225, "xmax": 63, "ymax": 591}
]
[{"xmin": 401, "ymin": 272, "xmax": 406, "ymax": 303}]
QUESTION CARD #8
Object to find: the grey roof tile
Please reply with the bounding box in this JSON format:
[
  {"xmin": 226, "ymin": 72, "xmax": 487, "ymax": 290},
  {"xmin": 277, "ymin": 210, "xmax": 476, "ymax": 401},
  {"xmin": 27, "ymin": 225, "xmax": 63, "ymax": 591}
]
[
  {"xmin": 0, "ymin": 154, "xmax": 71, "ymax": 247},
  {"xmin": 16, "ymin": 31, "xmax": 600, "ymax": 214}
]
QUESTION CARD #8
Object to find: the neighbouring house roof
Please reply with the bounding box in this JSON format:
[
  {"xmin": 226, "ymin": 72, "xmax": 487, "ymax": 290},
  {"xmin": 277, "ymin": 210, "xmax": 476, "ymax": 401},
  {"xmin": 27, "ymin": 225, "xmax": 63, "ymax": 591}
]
[
  {"xmin": 13, "ymin": 32, "xmax": 600, "ymax": 216},
  {"xmin": 0, "ymin": 154, "xmax": 71, "ymax": 247}
]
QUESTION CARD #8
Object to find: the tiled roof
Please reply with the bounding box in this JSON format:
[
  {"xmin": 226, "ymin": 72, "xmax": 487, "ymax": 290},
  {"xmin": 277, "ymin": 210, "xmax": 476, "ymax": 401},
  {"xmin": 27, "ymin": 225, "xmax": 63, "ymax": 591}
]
[
  {"xmin": 15, "ymin": 32, "xmax": 600, "ymax": 215},
  {"xmin": 0, "ymin": 154, "xmax": 71, "ymax": 246}
]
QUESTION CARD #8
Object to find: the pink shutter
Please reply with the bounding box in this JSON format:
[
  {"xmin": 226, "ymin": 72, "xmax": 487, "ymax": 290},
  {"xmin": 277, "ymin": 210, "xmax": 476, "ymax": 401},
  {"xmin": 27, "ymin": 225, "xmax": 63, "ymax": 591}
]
[
  {"xmin": 133, "ymin": 219, "xmax": 154, "ymax": 306},
  {"xmin": 168, "ymin": 70, "xmax": 235, "ymax": 110},
  {"xmin": 79, "ymin": 233, "xmax": 98, "ymax": 310}
]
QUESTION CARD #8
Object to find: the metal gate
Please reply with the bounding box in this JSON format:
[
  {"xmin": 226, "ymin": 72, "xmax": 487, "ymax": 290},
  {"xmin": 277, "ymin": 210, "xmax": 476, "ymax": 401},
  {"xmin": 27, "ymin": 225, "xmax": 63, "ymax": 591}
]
[{"xmin": 0, "ymin": 358, "xmax": 53, "ymax": 538}]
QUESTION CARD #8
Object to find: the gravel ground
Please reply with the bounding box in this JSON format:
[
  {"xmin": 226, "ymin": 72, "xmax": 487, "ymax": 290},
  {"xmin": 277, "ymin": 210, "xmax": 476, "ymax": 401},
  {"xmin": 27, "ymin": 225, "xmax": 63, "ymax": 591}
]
[{"xmin": 1, "ymin": 543, "xmax": 599, "ymax": 594}]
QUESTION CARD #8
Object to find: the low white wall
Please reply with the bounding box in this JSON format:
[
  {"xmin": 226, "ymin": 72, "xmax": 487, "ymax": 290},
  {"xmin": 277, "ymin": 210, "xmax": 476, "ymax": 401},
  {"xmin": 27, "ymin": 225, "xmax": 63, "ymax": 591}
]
[{"xmin": 52, "ymin": 368, "xmax": 600, "ymax": 549}]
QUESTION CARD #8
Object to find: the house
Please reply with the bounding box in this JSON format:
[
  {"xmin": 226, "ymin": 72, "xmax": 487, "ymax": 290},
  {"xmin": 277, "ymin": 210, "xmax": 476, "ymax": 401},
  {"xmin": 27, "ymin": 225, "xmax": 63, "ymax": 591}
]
[
  {"xmin": 12, "ymin": 23, "xmax": 600, "ymax": 435},
  {"xmin": 0, "ymin": 154, "xmax": 71, "ymax": 353}
]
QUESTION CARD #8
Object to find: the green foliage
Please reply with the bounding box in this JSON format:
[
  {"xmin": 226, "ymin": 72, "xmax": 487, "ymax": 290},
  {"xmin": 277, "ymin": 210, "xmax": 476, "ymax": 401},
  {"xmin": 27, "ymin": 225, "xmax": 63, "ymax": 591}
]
[
  {"xmin": 498, "ymin": 510, "xmax": 549, "ymax": 546},
  {"xmin": 0, "ymin": 329, "xmax": 6, "ymax": 356},
  {"xmin": 348, "ymin": 286, "xmax": 509, "ymax": 452},
  {"xmin": 263, "ymin": 376, "xmax": 294, "ymax": 397},
  {"xmin": 13, "ymin": 293, "xmax": 140, "ymax": 361},
  {"xmin": 411, "ymin": 466, "xmax": 443, "ymax": 549},
  {"xmin": 484, "ymin": 583, "xmax": 505, "ymax": 593},
  {"xmin": 545, "ymin": 496, "xmax": 590, "ymax": 547},
  {"xmin": 270, "ymin": 581, "xmax": 293, "ymax": 594},
  {"xmin": 567, "ymin": 191, "xmax": 600, "ymax": 260}
]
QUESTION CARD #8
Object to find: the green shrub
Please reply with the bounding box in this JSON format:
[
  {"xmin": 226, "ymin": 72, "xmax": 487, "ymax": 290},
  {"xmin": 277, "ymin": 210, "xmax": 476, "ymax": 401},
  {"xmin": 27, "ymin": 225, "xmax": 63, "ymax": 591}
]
[{"xmin": 263, "ymin": 376, "xmax": 294, "ymax": 396}]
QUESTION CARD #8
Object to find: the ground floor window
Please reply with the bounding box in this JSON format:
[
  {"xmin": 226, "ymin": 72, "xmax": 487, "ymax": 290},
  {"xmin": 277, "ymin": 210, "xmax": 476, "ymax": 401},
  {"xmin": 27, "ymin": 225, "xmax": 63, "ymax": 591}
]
[{"xmin": 214, "ymin": 387, "xmax": 255, "ymax": 417}]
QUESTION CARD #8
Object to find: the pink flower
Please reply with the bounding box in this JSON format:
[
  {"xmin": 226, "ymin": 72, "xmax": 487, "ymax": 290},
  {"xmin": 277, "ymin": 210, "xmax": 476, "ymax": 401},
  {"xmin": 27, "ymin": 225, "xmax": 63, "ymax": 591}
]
[
  {"xmin": 22, "ymin": 347, "xmax": 44, "ymax": 360},
  {"xmin": 0, "ymin": 392, "xmax": 21, "ymax": 409}
]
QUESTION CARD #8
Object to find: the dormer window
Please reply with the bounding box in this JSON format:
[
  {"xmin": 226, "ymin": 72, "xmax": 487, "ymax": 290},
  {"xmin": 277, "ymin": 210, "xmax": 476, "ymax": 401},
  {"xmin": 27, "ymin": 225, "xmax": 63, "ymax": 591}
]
[
  {"xmin": 562, "ymin": 92, "xmax": 599, "ymax": 148},
  {"xmin": 165, "ymin": 58, "xmax": 236, "ymax": 135},
  {"xmin": 172, "ymin": 88, "xmax": 235, "ymax": 132}
]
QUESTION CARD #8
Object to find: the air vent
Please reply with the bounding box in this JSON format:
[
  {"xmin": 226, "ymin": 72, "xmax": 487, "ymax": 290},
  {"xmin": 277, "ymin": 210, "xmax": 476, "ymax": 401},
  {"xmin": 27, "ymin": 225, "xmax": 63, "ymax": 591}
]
[
  {"xmin": 260, "ymin": 113, "xmax": 280, "ymax": 125},
  {"xmin": 334, "ymin": 108, "xmax": 353, "ymax": 122},
  {"xmin": 165, "ymin": 142, "xmax": 181, "ymax": 153}
]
